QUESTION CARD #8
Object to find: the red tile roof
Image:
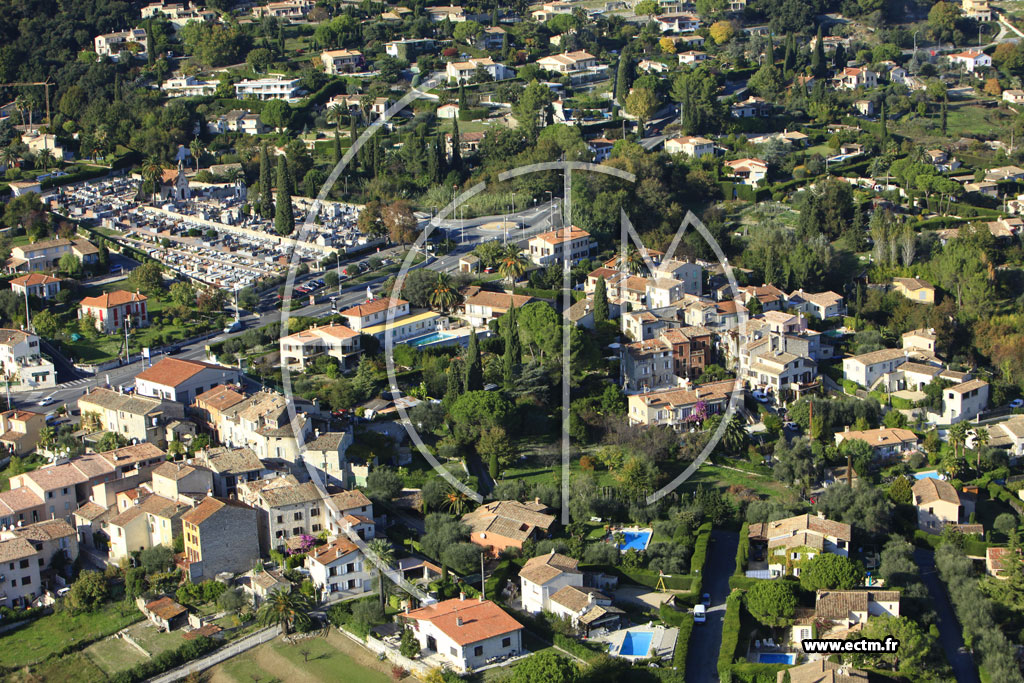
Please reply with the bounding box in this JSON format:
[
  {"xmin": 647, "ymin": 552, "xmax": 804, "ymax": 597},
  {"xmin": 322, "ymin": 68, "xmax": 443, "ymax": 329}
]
[
  {"xmin": 404, "ymin": 597, "xmax": 522, "ymax": 646},
  {"xmin": 80, "ymin": 290, "xmax": 147, "ymax": 309},
  {"xmin": 136, "ymin": 358, "xmax": 228, "ymax": 388}
]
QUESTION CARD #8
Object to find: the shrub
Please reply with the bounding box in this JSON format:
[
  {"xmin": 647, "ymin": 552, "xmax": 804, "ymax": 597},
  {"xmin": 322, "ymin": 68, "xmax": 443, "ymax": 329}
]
[
  {"xmin": 734, "ymin": 523, "xmax": 749, "ymax": 576},
  {"xmin": 717, "ymin": 591, "xmax": 743, "ymax": 681}
]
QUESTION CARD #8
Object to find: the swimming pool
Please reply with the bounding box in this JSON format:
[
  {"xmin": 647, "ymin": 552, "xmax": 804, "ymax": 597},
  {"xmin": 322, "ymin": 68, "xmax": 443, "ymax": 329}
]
[
  {"xmin": 619, "ymin": 631, "xmax": 653, "ymax": 657},
  {"xmin": 914, "ymin": 470, "xmax": 941, "ymax": 480},
  {"xmin": 758, "ymin": 653, "xmax": 796, "ymax": 665},
  {"xmin": 617, "ymin": 529, "xmax": 653, "ymax": 552},
  {"xmin": 407, "ymin": 332, "xmax": 452, "ymax": 348}
]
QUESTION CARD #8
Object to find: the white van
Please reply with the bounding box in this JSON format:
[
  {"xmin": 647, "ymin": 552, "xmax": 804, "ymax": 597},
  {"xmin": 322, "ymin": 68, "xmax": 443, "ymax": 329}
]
[{"xmin": 693, "ymin": 604, "xmax": 706, "ymax": 624}]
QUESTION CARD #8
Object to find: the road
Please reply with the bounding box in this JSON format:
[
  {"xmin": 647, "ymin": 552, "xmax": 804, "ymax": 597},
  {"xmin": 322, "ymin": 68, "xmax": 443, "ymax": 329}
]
[
  {"xmin": 913, "ymin": 548, "xmax": 980, "ymax": 683},
  {"xmin": 686, "ymin": 529, "xmax": 738, "ymax": 683},
  {"xmin": 13, "ymin": 200, "xmax": 566, "ymax": 416}
]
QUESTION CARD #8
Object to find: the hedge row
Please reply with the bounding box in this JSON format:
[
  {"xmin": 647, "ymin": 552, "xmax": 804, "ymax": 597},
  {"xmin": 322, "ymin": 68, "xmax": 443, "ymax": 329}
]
[
  {"xmin": 40, "ymin": 166, "xmax": 111, "ymax": 190},
  {"xmin": 690, "ymin": 522, "xmax": 713, "ymax": 576},
  {"xmin": 728, "ymin": 575, "xmax": 763, "ymax": 591},
  {"xmin": 729, "ymin": 661, "xmax": 789, "ymax": 683},
  {"xmin": 672, "ymin": 612, "xmax": 694, "ymax": 676},
  {"xmin": 913, "ymin": 529, "xmax": 990, "ymax": 556},
  {"xmin": 734, "ymin": 523, "xmax": 749, "ymax": 576},
  {"xmin": 987, "ymin": 482, "xmax": 1022, "ymax": 514},
  {"xmin": 717, "ymin": 591, "xmax": 743, "ymax": 683},
  {"xmin": 108, "ymin": 635, "xmax": 218, "ymax": 683}
]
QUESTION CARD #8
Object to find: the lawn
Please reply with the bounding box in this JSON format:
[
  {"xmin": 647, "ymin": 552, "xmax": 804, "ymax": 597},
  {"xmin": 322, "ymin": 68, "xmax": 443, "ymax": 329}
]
[
  {"xmin": 0, "ymin": 599, "xmax": 143, "ymax": 669},
  {"xmin": 83, "ymin": 636, "xmax": 147, "ymax": 676},
  {"xmin": 8, "ymin": 651, "xmax": 108, "ymax": 683},
  {"xmin": 208, "ymin": 631, "xmax": 394, "ymax": 683},
  {"xmin": 893, "ymin": 102, "xmax": 1015, "ymax": 148},
  {"xmin": 62, "ymin": 281, "xmax": 209, "ymax": 363}
]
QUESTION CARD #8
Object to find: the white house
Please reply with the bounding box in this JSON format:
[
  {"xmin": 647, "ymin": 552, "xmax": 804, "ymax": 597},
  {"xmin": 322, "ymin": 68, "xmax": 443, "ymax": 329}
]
[
  {"xmin": 446, "ymin": 57, "xmax": 513, "ymax": 84},
  {"xmin": 94, "ymin": 28, "xmax": 148, "ymax": 60},
  {"xmin": 234, "ymin": 77, "xmax": 303, "ymax": 101},
  {"xmin": 748, "ymin": 514, "xmax": 852, "ymax": 579},
  {"xmin": 842, "ymin": 348, "xmax": 906, "ymax": 389},
  {"xmin": 135, "ymin": 357, "xmax": 241, "ymax": 404},
  {"xmin": 519, "ymin": 551, "xmax": 582, "ymax": 614},
  {"xmin": 161, "ymin": 75, "xmax": 218, "ymax": 97},
  {"xmin": 665, "ymin": 135, "xmax": 714, "ymax": 158},
  {"xmin": 724, "ymin": 158, "xmax": 768, "ymax": 186},
  {"xmin": 943, "ymin": 379, "xmax": 989, "ymax": 424},
  {"xmin": 403, "ymin": 596, "xmax": 524, "ymax": 673},
  {"xmin": 948, "ymin": 49, "xmax": 991, "ymax": 73},
  {"xmin": 0, "ymin": 329, "xmax": 55, "ymax": 390},
  {"xmin": 207, "ymin": 110, "xmax": 267, "ymax": 135},
  {"xmin": 677, "ymin": 50, "xmax": 708, "ymax": 65},
  {"xmin": 306, "ymin": 536, "xmax": 371, "ymax": 598}
]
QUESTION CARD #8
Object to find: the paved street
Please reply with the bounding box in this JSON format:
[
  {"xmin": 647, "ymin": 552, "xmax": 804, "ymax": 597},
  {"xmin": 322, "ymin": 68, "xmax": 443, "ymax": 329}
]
[
  {"xmin": 913, "ymin": 548, "xmax": 980, "ymax": 683},
  {"xmin": 686, "ymin": 529, "xmax": 739, "ymax": 683}
]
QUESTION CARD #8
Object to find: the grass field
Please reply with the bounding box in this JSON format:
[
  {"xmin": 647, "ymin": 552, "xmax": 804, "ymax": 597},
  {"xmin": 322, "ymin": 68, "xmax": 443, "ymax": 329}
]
[
  {"xmin": 83, "ymin": 636, "xmax": 148, "ymax": 676},
  {"xmin": 0, "ymin": 599, "xmax": 143, "ymax": 670},
  {"xmin": 8, "ymin": 651, "xmax": 109, "ymax": 683},
  {"xmin": 208, "ymin": 631, "xmax": 394, "ymax": 683},
  {"xmin": 893, "ymin": 102, "xmax": 1015, "ymax": 149}
]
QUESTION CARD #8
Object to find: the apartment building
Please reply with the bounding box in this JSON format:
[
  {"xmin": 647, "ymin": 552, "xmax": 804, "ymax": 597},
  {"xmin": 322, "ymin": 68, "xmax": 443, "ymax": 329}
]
[
  {"xmin": 321, "ymin": 49, "xmax": 364, "ymax": 75},
  {"xmin": 627, "ymin": 379, "xmax": 735, "ymax": 428},
  {"xmin": 207, "ymin": 109, "xmax": 268, "ymax": 135},
  {"xmin": 78, "ymin": 387, "xmax": 185, "ymax": 447},
  {"xmin": 527, "ymin": 226, "xmax": 595, "ymax": 266},
  {"xmin": 0, "ymin": 410, "xmax": 47, "ymax": 456},
  {"xmin": 94, "ymin": 28, "xmax": 148, "ymax": 59},
  {"xmin": 182, "ymin": 496, "xmax": 260, "ymax": 580},
  {"xmin": 278, "ymin": 324, "xmax": 361, "ymax": 371},
  {"xmin": 6, "ymin": 238, "xmax": 98, "ymax": 273},
  {"xmin": 107, "ymin": 493, "xmax": 190, "ymax": 562},
  {"xmin": 234, "ymin": 77, "xmax": 303, "ymax": 102},
  {"xmin": 161, "ymin": 75, "xmax": 218, "ymax": 97},
  {"xmin": 238, "ymin": 476, "xmax": 324, "ymax": 555},
  {"xmin": 0, "ymin": 329, "xmax": 54, "ymax": 390},
  {"xmin": 307, "ymin": 537, "xmax": 371, "ymax": 599}
]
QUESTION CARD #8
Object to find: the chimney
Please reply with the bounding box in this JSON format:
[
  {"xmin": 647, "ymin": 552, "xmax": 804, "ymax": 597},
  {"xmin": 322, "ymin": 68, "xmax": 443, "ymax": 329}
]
[
  {"xmin": 206, "ymin": 488, "xmax": 213, "ymax": 497},
  {"xmin": 404, "ymin": 605, "xmax": 410, "ymax": 614},
  {"xmin": 459, "ymin": 592, "xmax": 465, "ymax": 601},
  {"xmin": 534, "ymin": 497, "xmax": 541, "ymax": 505},
  {"xmin": 817, "ymin": 511, "xmax": 825, "ymax": 519},
  {"xmin": 456, "ymin": 616, "xmax": 463, "ymax": 626}
]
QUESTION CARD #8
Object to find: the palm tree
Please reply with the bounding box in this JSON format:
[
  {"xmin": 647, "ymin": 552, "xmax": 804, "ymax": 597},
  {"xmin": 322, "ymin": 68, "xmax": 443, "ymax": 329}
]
[
  {"xmin": 35, "ymin": 149, "xmax": 55, "ymax": 172},
  {"xmin": 13, "ymin": 96, "xmax": 26, "ymax": 127},
  {"xmin": 189, "ymin": 138, "xmax": 204, "ymax": 171},
  {"xmin": 497, "ymin": 244, "xmax": 527, "ymax": 286},
  {"xmin": 0, "ymin": 146, "xmax": 18, "ymax": 170},
  {"xmin": 326, "ymin": 104, "xmax": 345, "ymax": 130},
  {"xmin": 721, "ymin": 412, "xmax": 749, "ymax": 453},
  {"xmin": 367, "ymin": 538, "xmax": 394, "ymax": 611},
  {"xmin": 140, "ymin": 156, "xmax": 163, "ymax": 201},
  {"xmin": 444, "ymin": 488, "xmax": 469, "ymax": 516},
  {"xmin": 37, "ymin": 426, "xmax": 56, "ymax": 453},
  {"xmin": 256, "ymin": 589, "xmax": 312, "ymax": 633},
  {"xmin": 624, "ymin": 244, "xmax": 646, "ymax": 275},
  {"xmin": 429, "ymin": 272, "xmax": 458, "ymax": 313},
  {"xmin": 974, "ymin": 426, "xmax": 990, "ymax": 472},
  {"xmin": 949, "ymin": 421, "xmax": 970, "ymax": 461}
]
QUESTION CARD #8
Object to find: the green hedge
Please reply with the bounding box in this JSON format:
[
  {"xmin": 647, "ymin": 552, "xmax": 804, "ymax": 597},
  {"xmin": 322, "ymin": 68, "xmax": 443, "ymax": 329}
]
[
  {"xmin": 842, "ymin": 379, "xmax": 859, "ymax": 395},
  {"xmin": 891, "ymin": 395, "xmax": 915, "ymax": 410},
  {"xmin": 40, "ymin": 166, "xmax": 110, "ymax": 190},
  {"xmin": 729, "ymin": 661, "xmax": 788, "ymax": 683},
  {"xmin": 728, "ymin": 575, "xmax": 763, "ymax": 591},
  {"xmin": 673, "ymin": 612, "xmax": 694, "ymax": 676},
  {"xmin": 735, "ymin": 523, "xmax": 749, "ymax": 576},
  {"xmin": 553, "ymin": 633, "xmax": 607, "ymax": 663},
  {"xmin": 690, "ymin": 522, "xmax": 713, "ymax": 575},
  {"xmin": 458, "ymin": 107, "xmax": 489, "ymax": 121},
  {"xmin": 718, "ymin": 591, "xmax": 743, "ymax": 683},
  {"xmin": 108, "ymin": 635, "xmax": 218, "ymax": 683}
]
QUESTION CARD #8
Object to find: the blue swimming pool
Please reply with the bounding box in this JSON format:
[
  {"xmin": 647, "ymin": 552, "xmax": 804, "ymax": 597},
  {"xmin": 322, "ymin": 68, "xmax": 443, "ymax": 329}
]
[
  {"xmin": 407, "ymin": 332, "xmax": 452, "ymax": 348},
  {"xmin": 617, "ymin": 530, "xmax": 653, "ymax": 552},
  {"xmin": 619, "ymin": 631, "xmax": 653, "ymax": 657},
  {"xmin": 914, "ymin": 470, "xmax": 941, "ymax": 480},
  {"xmin": 758, "ymin": 653, "xmax": 796, "ymax": 665}
]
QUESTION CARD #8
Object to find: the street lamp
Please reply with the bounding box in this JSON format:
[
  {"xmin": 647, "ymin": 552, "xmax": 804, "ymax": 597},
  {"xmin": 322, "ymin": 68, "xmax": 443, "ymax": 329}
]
[{"xmin": 545, "ymin": 190, "xmax": 553, "ymax": 231}]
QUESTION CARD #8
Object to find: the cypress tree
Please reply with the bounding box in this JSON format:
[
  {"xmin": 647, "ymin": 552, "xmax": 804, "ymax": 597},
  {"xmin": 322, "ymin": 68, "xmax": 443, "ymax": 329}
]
[
  {"xmin": 350, "ymin": 117, "xmax": 358, "ymax": 145},
  {"xmin": 146, "ymin": 18, "xmax": 155, "ymax": 66},
  {"xmin": 458, "ymin": 83, "xmax": 467, "ymax": 109},
  {"xmin": 766, "ymin": 34, "xmax": 775, "ymax": 65},
  {"xmin": 833, "ymin": 43, "xmax": 847, "ymax": 70},
  {"xmin": 465, "ymin": 328, "xmax": 483, "ymax": 391},
  {"xmin": 880, "ymin": 98, "xmax": 888, "ymax": 143},
  {"xmin": 593, "ymin": 277, "xmax": 609, "ymax": 324},
  {"xmin": 489, "ymin": 451, "xmax": 499, "ymax": 480},
  {"xmin": 277, "ymin": 25, "xmax": 285, "ymax": 56},
  {"xmin": 941, "ymin": 95, "xmax": 948, "ymax": 135},
  {"xmin": 450, "ymin": 118, "xmax": 462, "ymax": 171},
  {"xmin": 333, "ymin": 130, "xmax": 341, "ymax": 164},
  {"xmin": 445, "ymin": 357, "xmax": 464, "ymax": 405},
  {"xmin": 501, "ymin": 32, "xmax": 508, "ymax": 55},
  {"xmin": 615, "ymin": 49, "xmax": 632, "ymax": 106},
  {"xmin": 274, "ymin": 155, "xmax": 294, "ymax": 236},
  {"xmin": 782, "ymin": 36, "xmax": 794, "ymax": 74},
  {"xmin": 258, "ymin": 144, "xmax": 273, "ymax": 218},
  {"xmin": 502, "ymin": 304, "xmax": 520, "ymax": 389},
  {"xmin": 811, "ymin": 25, "xmax": 825, "ymax": 78}
]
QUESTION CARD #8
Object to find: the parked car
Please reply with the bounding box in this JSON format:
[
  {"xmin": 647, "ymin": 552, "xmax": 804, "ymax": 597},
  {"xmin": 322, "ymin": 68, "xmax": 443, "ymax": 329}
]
[
  {"xmin": 752, "ymin": 390, "xmax": 770, "ymax": 404},
  {"xmin": 700, "ymin": 593, "xmax": 711, "ymax": 607},
  {"xmin": 1011, "ymin": 399, "xmax": 1024, "ymax": 409},
  {"xmin": 693, "ymin": 604, "xmax": 706, "ymax": 624}
]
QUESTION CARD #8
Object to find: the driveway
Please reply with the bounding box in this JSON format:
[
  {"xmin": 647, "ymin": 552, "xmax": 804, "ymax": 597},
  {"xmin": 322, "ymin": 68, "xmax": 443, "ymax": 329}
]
[
  {"xmin": 913, "ymin": 548, "xmax": 980, "ymax": 683},
  {"xmin": 686, "ymin": 529, "xmax": 738, "ymax": 683}
]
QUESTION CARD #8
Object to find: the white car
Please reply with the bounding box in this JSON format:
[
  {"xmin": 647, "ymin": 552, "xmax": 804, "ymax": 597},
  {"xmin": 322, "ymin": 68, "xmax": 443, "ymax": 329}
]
[
  {"xmin": 693, "ymin": 604, "xmax": 706, "ymax": 624},
  {"xmin": 1011, "ymin": 399, "xmax": 1024, "ymax": 409},
  {"xmin": 751, "ymin": 390, "xmax": 770, "ymax": 404},
  {"xmin": 37, "ymin": 395, "xmax": 56, "ymax": 406}
]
